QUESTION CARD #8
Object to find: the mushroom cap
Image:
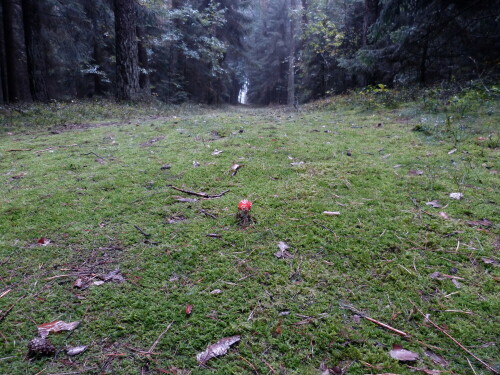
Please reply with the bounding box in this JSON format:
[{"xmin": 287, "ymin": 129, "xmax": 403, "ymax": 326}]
[{"xmin": 238, "ymin": 200, "xmax": 252, "ymax": 211}]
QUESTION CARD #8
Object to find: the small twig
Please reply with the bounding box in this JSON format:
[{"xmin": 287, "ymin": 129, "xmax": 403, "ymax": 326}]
[
  {"xmin": 199, "ymin": 209, "xmax": 217, "ymax": 219},
  {"xmin": 239, "ymin": 355, "xmax": 259, "ymax": 374},
  {"xmin": 134, "ymin": 225, "xmax": 151, "ymax": 238},
  {"xmin": 340, "ymin": 303, "xmax": 410, "ymax": 338},
  {"xmin": 0, "ymin": 295, "xmax": 26, "ymax": 323},
  {"xmin": 7, "ymin": 149, "xmax": 32, "ymax": 152},
  {"xmin": 262, "ymin": 359, "xmax": 276, "ymax": 374},
  {"xmin": 81, "ymin": 152, "xmax": 106, "ymax": 159},
  {"xmin": 148, "ymin": 322, "xmax": 174, "ymax": 354},
  {"xmin": 363, "ymin": 316, "xmax": 410, "ymax": 338},
  {"xmin": 410, "ymin": 300, "xmax": 498, "ymax": 374},
  {"xmin": 313, "ymin": 220, "xmax": 338, "ymax": 238},
  {"xmin": 0, "ymin": 290, "xmax": 11, "ymax": 299},
  {"xmin": 467, "ymin": 357, "xmax": 479, "ymax": 375},
  {"xmin": 44, "ymin": 274, "xmax": 70, "ymax": 281},
  {"xmin": 167, "ymin": 185, "xmax": 229, "ymax": 199}
]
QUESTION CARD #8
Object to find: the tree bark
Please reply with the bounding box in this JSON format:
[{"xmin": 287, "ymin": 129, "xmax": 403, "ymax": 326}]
[
  {"xmin": 114, "ymin": 0, "xmax": 140, "ymax": 100},
  {"xmin": 22, "ymin": 0, "xmax": 48, "ymax": 101},
  {"xmin": 136, "ymin": 24, "xmax": 150, "ymax": 94},
  {"xmin": 2, "ymin": 0, "xmax": 32, "ymax": 102},
  {"xmin": 287, "ymin": 0, "xmax": 296, "ymax": 106},
  {"xmin": 362, "ymin": 0, "xmax": 378, "ymax": 46}
]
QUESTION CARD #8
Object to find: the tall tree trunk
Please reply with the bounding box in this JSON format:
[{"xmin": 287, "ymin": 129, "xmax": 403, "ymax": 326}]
[
  {"xmin": 136, "ymin": 25, "xmax": 150, "ymax": 94},
  {"xmin": 2, "ymin": 0, "xmax": 32, "ymax": 102},
  {"xmin": 0, "ymin": 5, "xmax": 8, "ymax": 103},
  {"xmin": 287, "ymin": 0, "xmax": 296, "ymax": 106},
  {"xmin": 362, "ymin": 0, "xmax": 378, "ymax": 46},
  {"xmin": 114, "ymin": 0, "xmax": 140, "ymax": 100},
  {"xmin": 22, "ymin": 0, "xmax": 48, "ymax": 101}
]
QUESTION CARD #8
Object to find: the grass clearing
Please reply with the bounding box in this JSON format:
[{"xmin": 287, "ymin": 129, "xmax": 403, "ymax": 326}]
[{"xmin": 0, "ymin": 92, "xmax": 499, "ymax": 374}]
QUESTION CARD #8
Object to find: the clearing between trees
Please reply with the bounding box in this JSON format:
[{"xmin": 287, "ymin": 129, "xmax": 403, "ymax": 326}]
[{"xmin": 0, "ymin": 91, "xmax": 498, "ymax": 374}]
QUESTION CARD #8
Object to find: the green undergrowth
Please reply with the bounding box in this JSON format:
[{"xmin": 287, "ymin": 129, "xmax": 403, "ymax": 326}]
[{"xmin": 0, "ymin": 91, "xmax": 498, "ymax": 374}]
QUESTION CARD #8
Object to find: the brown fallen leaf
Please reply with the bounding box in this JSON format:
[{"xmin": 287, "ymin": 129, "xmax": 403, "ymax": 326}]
[
  {"xmin": 66, "ymin": 345, "xmax": 88, "ymax": 356},
  {"xmin": 451, "ymin": 279, "xmax": 462, "ymax": 288},
  {"xmin": 140, "ymin": 136, "xmax": 165, "ymax": 147},
  {"xmin": 102, "ymin": 269, "xmax": 125, "ymax": 283},
  {"xmin": 429, "ymin": 272, "xmax": 464, "ymax": 281},
  {"xmin": 38, "ymin": 320, "xmax": 80, "ymax": 338},
  {"xmin": 389, "ymin": 344, "xmax": 419, "ymax": 361},
  {"xmin": 230, "ymin": 163, "xmax": 244, "ymax": 176},
  {"xmin": 175, "ymin": 197, "xmax": 198, "ymax": 203},
  {"xmin": 408, "ymin": 170, "xmax": 424, "ymax": 176},
  {"xmin": 466, "ymin": 219, "xmax": 493, "ymax": 228},
  {"xmin": 481, "ymin": 257, "xmax": 499, "ymax": 266},
  {"xmin": 196, "ymin": 335, "xmax": 240, "ymax": 365},
  {"xmin": 426, "ymin": 200, "xmax": 442, "ymax": 208},
  {"xmin": 274, "ymin": 241, "xmax": 293, "ymax": 259},
  {"xmin": 11, "ymin": 172, "xmax": 27, "ymax": 179},
  {"xmin": 424, "ymin": 350, "xmax": 449, "ymax": 367},
  {"xmin": 439, "ymin": 212, "xmax": 450, "ymax": 220}
]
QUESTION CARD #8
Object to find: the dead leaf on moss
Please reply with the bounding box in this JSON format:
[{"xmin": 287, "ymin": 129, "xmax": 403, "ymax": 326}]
[
  {"xmin": 439, "ymin": 212, "xmax": 450, "ymax": 220},
  {"xmin": 481, "ymin": 257, "xmax": 499, "ymax": 266},
  {"xmin": 424, "ymin": 350, "xmax": 449, "ymax": 367},
  {"xmin": 389, "ymin": 344, "xmax": 419, "ymax": 361},
  {"xmin": 274, "ymin": 241, "xmax": 293, "ymax": 259},
  {"xmin": 66, "ymin": 345, "xmax": 87, "ymax": 356},
  {"xmin": 408, "ymin": 170, "xmax": 424, "ymax": 176},
  {"xmin": 429, "ymin": 272, "xmax": 464, "ymax": 280},
  {"xmin": 230, "ymin": 163, "xmax": 243, "ymax": 176},
  {"xmin": 196, "ymin": 335, "xmax": 240, "ymax": 365},
  {"xmin": 426, "ymin": 200, "xmax": 442, "ymax": 208},
  {"xmin": 466, "ymin": 219, "xmax": 493, "ymax": 228},
  {"xmin": 38, "ymin": 320, "xmax": 80, "ymax": 338}
]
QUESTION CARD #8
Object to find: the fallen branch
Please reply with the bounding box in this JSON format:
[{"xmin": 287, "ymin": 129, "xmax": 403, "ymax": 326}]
[
  {"xmin": 7, "ymin": 149, "xmax": 32, "ymax": 152},
  {"xmin": 340, "ymin": 303, "xmax": 410, "ymax": 338},
  {"xmin": 134, "ymin": 225, "xmax": 151, "ymax": 238},
  {"xmin": 81, "ymin": 152, "xmax": 106, "ymax": 159},
  {"xmin": 0, "ymin": 295, "xmax": 26, "ymax": 323},
  {"xmin": 168, "ymin": 185, "xmax": 229, "ymax": 199},
  {"xmin": 147, "ymin": 321, "xmax": 174, "ymax": 354},
  {"xmin": 410, "ymin": 300, "xmax": 498, "ymax": 374}
]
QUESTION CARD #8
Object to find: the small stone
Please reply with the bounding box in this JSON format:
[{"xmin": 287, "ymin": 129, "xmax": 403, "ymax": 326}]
[{"xmin": 160, "ymin": 164, "xmax": 171, "ymax": 170}]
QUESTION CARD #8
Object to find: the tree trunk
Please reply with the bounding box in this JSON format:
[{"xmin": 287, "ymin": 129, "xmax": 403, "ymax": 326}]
[
  {"xmin": 114, "ymin": 0, "xmax": 140, "ymax": 100},
  {"xmin": 362, "ymin": 0, "xmax": 378, "ymax": 46},
  {"xmin": 136, "ymin": 24, "xmax": 150, "ymax": 94},
  {"xmin": 2, "ymin": 0, "xmax": 32, "ymax": 102},
  {"xmin": 22, "ymin": 0, "xmax": 48, "ymax": 101},
  {"xmin": 287, "ymin": 0, "xmax": 296, "ymax": 106}
]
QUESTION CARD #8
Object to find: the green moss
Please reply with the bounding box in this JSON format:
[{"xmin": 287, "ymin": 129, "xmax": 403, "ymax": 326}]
[{"xmin": 0, "ymin": 94, "xmax": 498, "ymax": 374}]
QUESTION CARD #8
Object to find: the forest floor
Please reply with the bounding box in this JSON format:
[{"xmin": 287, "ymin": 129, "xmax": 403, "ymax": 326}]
[{"xmin": 0, "ymin": 92, "xmax": 499, "ymax": 375}]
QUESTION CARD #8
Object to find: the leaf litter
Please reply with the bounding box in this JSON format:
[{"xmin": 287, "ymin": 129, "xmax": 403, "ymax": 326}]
[
  {"xmin": 38, "ymin": 320, "xmax": 80, "ymax": 338},
  {"xmin": 389, "ymin": 344, "xmax": 419, "ymax": 361},
  {"xmin": 196, "ymin": 335, "xmax": 241, "ymax": 365},
  {"xmin": 274, "ymin": 241, "xmax": 293, "ymax": 258}
]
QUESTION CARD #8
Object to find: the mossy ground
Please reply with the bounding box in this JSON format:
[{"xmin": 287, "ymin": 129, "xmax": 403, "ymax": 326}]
[{"xmin": 0, "ymin": 92, "xmax": 498, "ymax": 374}]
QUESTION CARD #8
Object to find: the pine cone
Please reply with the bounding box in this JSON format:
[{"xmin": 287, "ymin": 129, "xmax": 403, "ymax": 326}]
[{"xmin": 28, "ymin": 337, "xmax": 56, "ymax": 357}]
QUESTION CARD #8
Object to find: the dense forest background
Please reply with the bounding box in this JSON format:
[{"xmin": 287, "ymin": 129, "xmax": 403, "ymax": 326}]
[{"xmin": 0, "ymin": 0, "xmax": 498, "ymax": 106}]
